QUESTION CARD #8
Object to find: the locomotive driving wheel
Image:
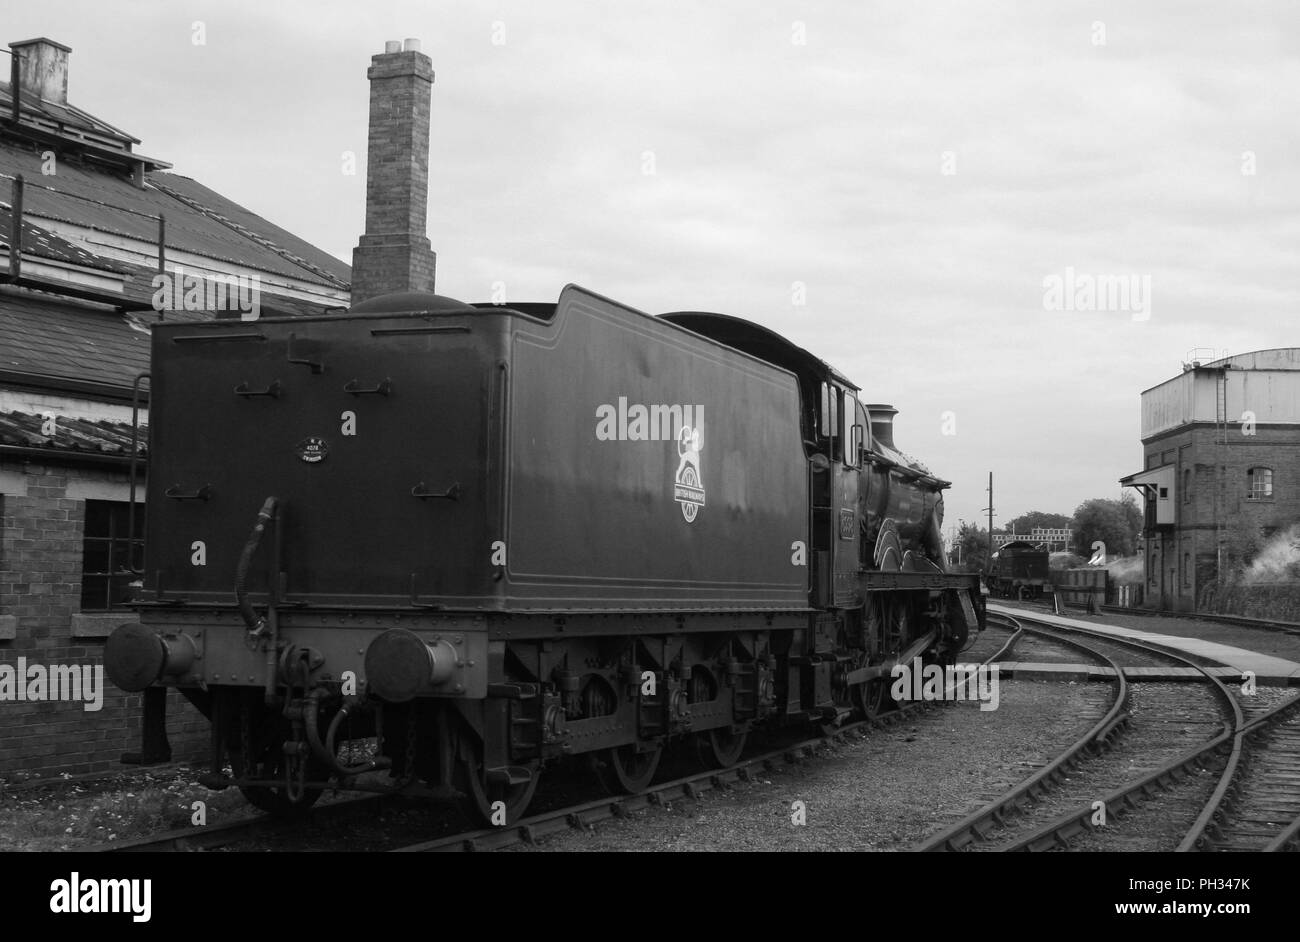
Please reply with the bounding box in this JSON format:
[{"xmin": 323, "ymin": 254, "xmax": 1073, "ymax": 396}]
[
  {"xmin": 855, "ymin": 678, "xmax": 893, "ymax": 720},
  {"xmin": 853, "ymin": 598, "xmax": 905, "ymax": 720}
]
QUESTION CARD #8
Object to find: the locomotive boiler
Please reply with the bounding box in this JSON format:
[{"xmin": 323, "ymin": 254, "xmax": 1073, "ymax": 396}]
[{"xmin": 105, "ymin": 285, "xmax": 984, "ymax": 824}]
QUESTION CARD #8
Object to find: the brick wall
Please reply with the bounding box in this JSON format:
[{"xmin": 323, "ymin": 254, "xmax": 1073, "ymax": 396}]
[
  {"xmin": 0, "ymin": 458, "xmax": 208, "ymax": 780},
  {"xmin": 1139, "ymin": 424, "xmax": 1300, "ymax": 611}
]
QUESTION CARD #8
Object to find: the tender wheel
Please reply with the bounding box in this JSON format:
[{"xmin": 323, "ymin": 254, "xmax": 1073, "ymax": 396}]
[
  {"xmin": 454, "ymin": 739, "xmax": 540, "ymax": 827},
  {"xmin": 693, "ymin": 728, "xmax": 747, "ymax": 769},
  {"xmin": 684, "ymin": 665, "xmax": 748, "ymax": 768},
  {"xmin": 577, "ymin": 675, "xmax": 663, "ymax": 794},
  {"xmin": 592, "ymin": 742, "xmax": 663, "ymax": 794}
]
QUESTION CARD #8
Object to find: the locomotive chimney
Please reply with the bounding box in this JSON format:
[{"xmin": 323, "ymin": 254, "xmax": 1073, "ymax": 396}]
[
  {"xmin": 350, "ymin": 38, "xmax": 438, "ymax": 304},
  {"xmin": 864, "ymin": 403, "xmax": 898, "ymax": 450},
  {"xmin": 9, "ymin": 38, "xmax": 72, "ymax": 106}
]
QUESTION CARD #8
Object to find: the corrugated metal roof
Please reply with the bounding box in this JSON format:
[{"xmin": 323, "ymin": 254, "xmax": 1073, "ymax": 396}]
[
  {"xmin": 0, "ymin": 80, "xmax": 141, "ymax": 149},
  {"xmin": 0, "ymin": 205, "xmax": 131, "ymax": 273},
  {"xmin": 150, "ymin": 174, "xmax": 350, "ymax": 287},
  {"xmin": 0, "ymin": 141, "xmax": 350, "ymax": 289},
  {"xmin": 101, "ymin": 258, "xmax": 343, "ymax": 318},
  {"xmin": 0, "ymin": 409, "xmax": 145, "ymax": 457},
  {"xmin": 0, "ymin": 75, "xmax": 353, "ymax": 398}
]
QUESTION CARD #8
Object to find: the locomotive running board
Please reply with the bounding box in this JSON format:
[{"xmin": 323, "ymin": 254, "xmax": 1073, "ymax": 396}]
[{"xmin": 858, "ymin": 571, "xmax": 980, "ymax": 591}]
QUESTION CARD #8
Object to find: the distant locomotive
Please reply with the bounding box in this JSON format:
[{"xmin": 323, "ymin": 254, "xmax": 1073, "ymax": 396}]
[
  {"xmin": 987, "ymin": 541, "xmax": 1052, "ymax": 599},
  {"xmin": 105, "ymin": 285, "xmax": 984, "ymax": 824}
]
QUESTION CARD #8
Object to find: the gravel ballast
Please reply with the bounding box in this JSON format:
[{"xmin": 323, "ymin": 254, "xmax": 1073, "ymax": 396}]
[{"xmin": 509, "ymin": 678, "xmax": 1110, "ymax": 852}]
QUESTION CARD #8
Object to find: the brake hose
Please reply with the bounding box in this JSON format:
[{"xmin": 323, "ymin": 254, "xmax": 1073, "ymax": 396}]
[
  {"xmin": 236, "ymin": 497, "xmax": 278, "ymax": 636},
  {"xmin": 305, "ymin": 690, "xmax": 391, "ymax": 776}
]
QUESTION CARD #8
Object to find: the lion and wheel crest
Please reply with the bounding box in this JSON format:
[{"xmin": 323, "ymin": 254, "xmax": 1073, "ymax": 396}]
[{"xmin": 673, "ymin": 425, "xmax": 705, "ymax": 522}]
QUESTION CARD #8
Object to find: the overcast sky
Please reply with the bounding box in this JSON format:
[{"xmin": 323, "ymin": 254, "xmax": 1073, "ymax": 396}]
[{"xmin": 13, "ymin": 1, "xmax": 1300, "ymax": 534}]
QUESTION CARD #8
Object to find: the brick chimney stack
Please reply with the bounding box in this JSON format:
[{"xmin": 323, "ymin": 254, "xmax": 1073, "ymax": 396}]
[
  {"xmin": 350, "ymin": 38, "xmax": 437, "ymax": 303},
  {"xmin": 9, "ymin": 38, "xmax": 72, "ymax": 106}
]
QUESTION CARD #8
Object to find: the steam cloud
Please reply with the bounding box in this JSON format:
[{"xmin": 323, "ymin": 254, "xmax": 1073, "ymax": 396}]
[
  {"xmin": 1243, "ymin": 524, "xmax": 1300, "ymax": 584},
  {"xmin": 1102, "ymin": 555, "xmax": 1145, "ymax": 586}
]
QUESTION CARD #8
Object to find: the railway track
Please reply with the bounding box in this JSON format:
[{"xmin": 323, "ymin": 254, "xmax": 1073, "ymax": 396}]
[
  {"xmin": 1100, "ymin": 604, "xmax": 1300, "ymax": 639},
  {"xmin": 1178, "ymin": 685, "xmax": 1300, "ymax": 852},
  {"xmin": 918, "ymin": 611, "xmax": 1300, "ymax": 852},
  {"xmin": 1031, "ymin": 629, "xmax": 1205, "ymax": 671},
  {"xmin": 959, "ymin": 616, "xmax": 1020, "ymax": 663},
  {"xmin": 393, "ymin": 702, "xmax": 941, "ymax": 852},
  {"xmin": 105, "ymin": 617, "xmax": 1171, "ymax": 855},
  {"xmin": 912, "ymin": 612, "xmax": 1132, "ymax": 851},
  {"xmin": 95, "ymin": 698, "xmax": 966, "ymax": 853},
  {"xmin": 93, "ymin": 696, "xmax": 969, "ymax": 853},
  {"xmin": 391, "ymin": 625, "xmax": 1024, "ymax": 853}
]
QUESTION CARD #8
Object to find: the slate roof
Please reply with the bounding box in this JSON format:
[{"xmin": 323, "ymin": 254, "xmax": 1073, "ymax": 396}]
[
  {"xmin": 0, "ymin": 409, "xmax": 144, "ymax": 458},
  {"xmin": 0, "ymin": 286, "xmax": 153, "ymax": 391}
]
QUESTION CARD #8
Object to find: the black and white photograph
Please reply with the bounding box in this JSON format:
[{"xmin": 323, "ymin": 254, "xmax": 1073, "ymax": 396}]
[{"xmin": 0, "ymin": 0, "xmax": 1296, "ymax": 920}]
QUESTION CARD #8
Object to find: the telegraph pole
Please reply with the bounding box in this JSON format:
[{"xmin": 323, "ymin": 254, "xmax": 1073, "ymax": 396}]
[{"xmin": 985, "ymin": 472, "xmax": 995, "ymax": 573}]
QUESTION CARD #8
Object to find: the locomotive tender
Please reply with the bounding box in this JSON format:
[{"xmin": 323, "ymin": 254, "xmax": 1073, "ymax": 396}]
[
  {"xmin": 105, "ymin": 285, "xmax": 985, "ymax": 824},
  {"xmin": 987, "ymin": 540, "xmax": 1052, "ymax": 599}
]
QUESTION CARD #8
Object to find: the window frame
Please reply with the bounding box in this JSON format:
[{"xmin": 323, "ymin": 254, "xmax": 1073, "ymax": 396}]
[
  {"xmin": 1246, "ymin": 466, "xmax": 1273, "ymax": 502},
  {"xmin": 80, "ymin": 499, "xmax": 145, "ymax": 612},
  {"xmin": 842, "ymin": 389, "xmax": 862, "ymax": 468}
]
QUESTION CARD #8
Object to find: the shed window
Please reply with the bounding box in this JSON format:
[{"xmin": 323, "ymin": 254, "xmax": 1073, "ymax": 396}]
[
  {"xmin": 1246, "ymin": 467, "xmax": 1273, "ymax": 501},
  {"xmin": 80, "ymin": 500, "xmax": 144, "ymax": 611}
]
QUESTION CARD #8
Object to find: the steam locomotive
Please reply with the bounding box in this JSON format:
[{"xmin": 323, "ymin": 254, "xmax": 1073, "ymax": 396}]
[
  {"xmin": 105, "ymin": 285, "xmax": 984, "ymax": 825},
  {"xmin": 987, "ymin": 541, "xmax": 1052, "ymax": 599}
]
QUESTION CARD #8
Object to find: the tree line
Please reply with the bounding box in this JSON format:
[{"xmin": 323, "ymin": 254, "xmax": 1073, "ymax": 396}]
[{"xmin": 950, "ymin": 495, "xmax": 1143, "ymax": 572}]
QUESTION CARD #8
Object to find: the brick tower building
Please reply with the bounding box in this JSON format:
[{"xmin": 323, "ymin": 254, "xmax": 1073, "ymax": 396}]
[{"xmin": 1121, "ymin": 348, "xmax": 1300, "ymax": 611}]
